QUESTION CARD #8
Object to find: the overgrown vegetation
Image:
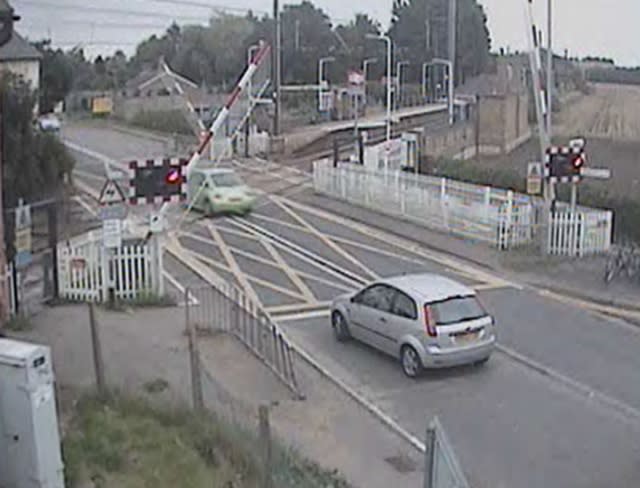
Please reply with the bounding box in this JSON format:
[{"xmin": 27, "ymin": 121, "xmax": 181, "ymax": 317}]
[
  {"xmin": 1, "ymin": 75, "xmax": 74, "ymax": 209},
  {"xmin": 104, "ymin": 292, "xmax": 178, "ymax": 311},
  {"xmin": 63, "ymin": 393, "xmax": 351, "ymax": 488},
  {"xmin": 130, "ymin": 109, "xmax": 194, "ymax": 136},
  {"xmin": 5, "ymin": 314, "xmax": 32, "ymax": 332},
  {"xmin": 432, "ymin": 158, "xmax": 640, "ymax": 244}
]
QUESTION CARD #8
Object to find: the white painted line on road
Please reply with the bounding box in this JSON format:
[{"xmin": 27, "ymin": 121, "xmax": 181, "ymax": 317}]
[
  {"xmin": 277, "ymin": 196, "xmax": 521, "ymax": 291},
  {"xmin": 72, "ymin": 195, "xmax": 99, "ymax": 218},
  {"xmin": 497, "ymin": 344, "xmax": 640, "ymax": 429},
  {"xmin": 267, "ymin": 301, "xmax": 332, "ymax": 315},
  {"xmin": 536, "ymin": 288, "xmax": 640, "ymax": 324},
  {"xmin": 207, "ymin": 222, "xmax": 263, "ymax": 307},
  {"xmin": 274, "ymin": 309, "xmax": 330, "ymax": 322},
  {"xmin": 74, "ymin": 178, "xmax": 100, "ymax": 200},
  {"xmin": 163, "ymin": 271, "xmax": 199, "ymax": 306},
  {"xmin": 271, "ymin": 197, "xmax": 380, "ymax": 281},
  {"xmin": 262, "ymin": 240, "xmax": 316, "ymax": 302},
  {"xmin": 64, "ymin": 139, "xmax": 128, "ymax": 170},
  {"xmin": 73, "ymin": 169, "xmax": 104, "ymax": 181}
]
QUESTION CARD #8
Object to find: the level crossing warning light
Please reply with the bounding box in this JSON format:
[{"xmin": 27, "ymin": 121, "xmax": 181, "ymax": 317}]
[{"xmin": 128, "ymin": 157, "xmax": 187, "ymax": 205}]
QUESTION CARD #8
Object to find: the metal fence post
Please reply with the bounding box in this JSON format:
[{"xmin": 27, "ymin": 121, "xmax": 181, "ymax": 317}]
[
  {"xmin": 88, "ymin": 302, "xmax": 106, "ymax": 397},
  {"xmin": 186, "ymin": 289, "xmax": 204, "ymax": 411},
  {"xmin": 423, "ymin": 420, "xmax": 436, "ymax": 488},
  {"xmin": 259, "ymin": 405, "xmax": 273, "ymax": 488}
]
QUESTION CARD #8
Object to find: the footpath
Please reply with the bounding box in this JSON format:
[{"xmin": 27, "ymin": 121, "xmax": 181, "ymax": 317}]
[{"xmin": 8, "ymin": 304, "xmax": 424, "ymax": 488}]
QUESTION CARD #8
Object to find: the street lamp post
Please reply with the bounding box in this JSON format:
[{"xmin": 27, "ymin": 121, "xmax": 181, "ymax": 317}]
[
  {"xmin": 366, "ymin": 34, "xmax": 392, "ymax": 170},
  {"xmin": 362, "ymin": 57, "xmax": 377, "ymax": 105},
  {"xmin": 432, "ymin": 57, "xmax": 454, "ymax": 125},
  {"xmin": 396, "ymin": 61, "xmax": 409, "ymax": 110},
  {"xmin": 422, "ymin": 62, "xmax": 433, "ymax": 101},
  {"xmin": 318, "ymin": 56, "xmax": 335, "ymax": 116}
]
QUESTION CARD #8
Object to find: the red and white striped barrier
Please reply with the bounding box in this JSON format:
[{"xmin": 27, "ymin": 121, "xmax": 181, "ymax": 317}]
[{"xmin": 186, "ymin": 40, "xmax": 271, "ymax": 174}]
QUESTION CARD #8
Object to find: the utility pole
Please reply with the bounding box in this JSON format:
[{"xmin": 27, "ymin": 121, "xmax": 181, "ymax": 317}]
[
  {"xmin": 272, "ymin": 0, "xmax": 281, "ymax": 137},
  {"xmin": 448, "ymin": 0, "xmax": 456, "ymax": 96},
  {"xmin": 546, "ymin": 0, "xmax": 553, "ymax": 138},
  {"xmin": 0, "ymin": 86, "xmax": 8, "ymax": 324},
  {"xmin": 0, "ymin": 0, "xmax": 18, "ymax": 326}
]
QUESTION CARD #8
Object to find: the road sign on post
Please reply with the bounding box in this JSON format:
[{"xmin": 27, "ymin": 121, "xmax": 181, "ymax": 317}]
[
  {"xmin": 527, "ymin": 162, "xmax": 543, "ymax": 195},
  {"xmin": 98, "ymin": 178, "xmax": 128, "ymax": 221},
  {"xmin": 14, "ymin": 199, "xmax": 32, "ymax": 269},
  {"xmin": 102, "ymin": 219, "xmax": 122, "ymax": 249}
]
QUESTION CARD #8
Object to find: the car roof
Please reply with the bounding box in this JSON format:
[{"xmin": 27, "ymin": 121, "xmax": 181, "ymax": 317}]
[{"xmin": 380, "ymin": 273, "xmax": 475, "ymax": 303}]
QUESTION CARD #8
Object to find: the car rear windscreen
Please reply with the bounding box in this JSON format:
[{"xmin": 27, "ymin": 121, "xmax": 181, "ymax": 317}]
[
  {"xmin": 212, "ymin": 173, "xmax": 243, "ymax": 187},
  {"xmin": 430, "ymin": 296, "xmax": 487, "ymax": 326}
]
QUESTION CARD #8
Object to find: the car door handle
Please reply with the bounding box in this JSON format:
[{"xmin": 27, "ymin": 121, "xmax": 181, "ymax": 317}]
[{"xmin": 379, "ymin": 317, "xmax": 387, "ymax": 323}]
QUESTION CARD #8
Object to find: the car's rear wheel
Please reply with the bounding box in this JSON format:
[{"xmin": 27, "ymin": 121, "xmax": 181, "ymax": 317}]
[
  {"xmin": 401, "ymin": 345, "xmax": 423, "ymax": 378},
  {"xmin": 331, "ymin": 312, "xmax": 351, "ymax": 342},
  {"xmin": 475, "ymin": 355, "xmax": 490, "ymax": 367}
]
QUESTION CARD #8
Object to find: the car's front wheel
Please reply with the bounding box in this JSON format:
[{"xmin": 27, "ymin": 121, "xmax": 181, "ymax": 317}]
[
  {"xmin": 331, "ymin": 311, "xmax": 351, "ymax": 342},
  {"xmin": 401, "ymin": 345, "xmax": 423, "ymax": 378}
]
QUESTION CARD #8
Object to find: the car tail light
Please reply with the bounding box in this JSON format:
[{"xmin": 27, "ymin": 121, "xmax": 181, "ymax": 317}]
[{"xmin": 424, "ymin": 304, "xmax": 437, "ymax": 337}]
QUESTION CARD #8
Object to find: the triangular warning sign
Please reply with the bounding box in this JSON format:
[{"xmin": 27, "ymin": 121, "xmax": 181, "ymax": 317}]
[{"xmin": 99, "ymin": 179, "xmax": 126, "ymax": 205}]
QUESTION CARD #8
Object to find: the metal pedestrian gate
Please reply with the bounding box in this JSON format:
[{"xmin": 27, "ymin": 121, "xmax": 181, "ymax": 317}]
[
  {"xmin": 186, "ymin": 284, "xmax": 303, "ymax": 399},
  {"xmin": 57, "ymin": 231, "xmax": 163, "ymax": 302}
]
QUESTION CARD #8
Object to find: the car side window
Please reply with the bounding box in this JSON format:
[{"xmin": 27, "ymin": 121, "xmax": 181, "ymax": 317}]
[
  {"xmin": 355, "ymin": 285, "xmax": 394, "ymax": 313},
  {"xmin": 391, "ymin": 290, "xmax": 418, "ymax": 320}
]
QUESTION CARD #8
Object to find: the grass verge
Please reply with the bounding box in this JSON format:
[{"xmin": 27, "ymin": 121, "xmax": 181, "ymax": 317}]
[{"xmin": 62, "ymin": 392, "xmax": 351, "ymax": 488}]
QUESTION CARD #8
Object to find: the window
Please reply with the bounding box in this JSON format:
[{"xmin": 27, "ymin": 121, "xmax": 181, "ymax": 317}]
[
  {"xmin": 391, "ymin": 291, "xmax": 417, "ymax": 319},
  {"xmin": 211, "ymin": 172, "xmax": 243, "ymax": 188},
  {"xmin": 430, "ymin": 296, "xmax": 487, "ymax": 326},
  {"xmin": 355, "ymin": 285, "xmax": 394, "ymax": 313}
]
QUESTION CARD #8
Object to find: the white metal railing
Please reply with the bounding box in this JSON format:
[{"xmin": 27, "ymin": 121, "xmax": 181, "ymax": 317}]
[
  {"xmin": 57, "ymin": 231, "xmax": 163, "ymax": 302},
  {"xmin": 547, "ymin": 209, "xmax": 612, "ymax": 257},
  {"xmin": 314, "ymin": 160, "xmax": 534, "ymax": 249}
]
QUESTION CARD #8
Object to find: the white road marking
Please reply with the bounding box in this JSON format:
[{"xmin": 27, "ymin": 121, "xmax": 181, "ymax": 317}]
[
  {"xmin": 271, "ymin": 197, "xmax": 380, "ymax": 281},
  {"xmin": 163, "ymin": 271, "xmax": 199, "ymax": 305},
  {"xmin": 274, "ymin": 309, "xmax": 331, "ymax": 322}
]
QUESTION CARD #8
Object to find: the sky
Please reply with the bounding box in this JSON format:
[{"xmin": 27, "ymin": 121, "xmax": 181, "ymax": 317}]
[{"xmin": 10, "ymin": 0, "xmax": 640, "ymax": 67}]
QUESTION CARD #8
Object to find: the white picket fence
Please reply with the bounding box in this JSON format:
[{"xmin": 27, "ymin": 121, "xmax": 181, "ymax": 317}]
[
  {"xmin": 547, "ymin": 209, "xmax": 613, "ymax": 257},
  {"xmin": 314, "ymin": 160, "xmax": 613, "ymax": 256},
  {"xmin": 314, "ymin": 160, "xmax": 534, "ymax": 249},
  {"xmin": 57, "ymin": 231, "xmax": 163, "ymax": 302}
]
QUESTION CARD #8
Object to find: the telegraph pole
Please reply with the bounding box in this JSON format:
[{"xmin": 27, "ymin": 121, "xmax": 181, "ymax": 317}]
[
  {"xmin": 272, "ymin": 0, "xmax": 281, "ymax": 137},
  {"xmin": 546, "ymin": 0, "xmax": 553, "ymax": 137},
  {"xmin": 448, "ymin": 0, "xmax": 457, "ymax": 96}
]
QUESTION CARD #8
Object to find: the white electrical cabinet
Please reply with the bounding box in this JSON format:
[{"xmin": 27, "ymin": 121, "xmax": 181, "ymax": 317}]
[{"xmin": 0, "ymin": 339, "xmax": 65, "ymax": 488}]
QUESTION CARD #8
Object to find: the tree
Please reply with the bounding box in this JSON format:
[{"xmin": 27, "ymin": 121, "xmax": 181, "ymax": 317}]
[
  {"xmin": 388, "ymin": 0, "xmax": 491, "ymax": 84},
  {"xmin": 333, "ymin": 14, "xmax": 384, "ymax": 80},
  {"xmin": 280, "ymin": 1, "xmax": 336, "ymax": 84},
  {"xmin": 1, "ymin": 75, "xmax": 74, "ymax": 209},
  {"xmin": 34, "ymin": 40, "xmax": 73, "ymax": 114}
]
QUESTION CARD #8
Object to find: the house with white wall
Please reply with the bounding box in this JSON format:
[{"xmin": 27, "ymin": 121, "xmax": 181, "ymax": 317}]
[{"xmin": 0, "ymin": 32, "xmax": 42, "ymax": 110}]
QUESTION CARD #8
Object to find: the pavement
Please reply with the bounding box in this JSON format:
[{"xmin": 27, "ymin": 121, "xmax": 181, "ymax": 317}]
[
  {"xmin": 8, "ymin": 304, "xmax": 424, "ymax": 488},
  {"xmin": 58, "ymin": 120, "xmax": 640, "ymax": 487}
]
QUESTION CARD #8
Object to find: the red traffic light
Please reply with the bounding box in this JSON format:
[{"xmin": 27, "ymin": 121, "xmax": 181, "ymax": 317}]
[
  {"xmin": 165, "ymin": 168, "xmax": 181, "ymax": 184},
  {"xmin": 572, "ymin": 154, "xmax": 585, "ymax": 168}
]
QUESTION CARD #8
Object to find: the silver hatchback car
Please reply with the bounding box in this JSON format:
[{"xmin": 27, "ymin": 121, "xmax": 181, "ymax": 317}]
[{"xmin": 330, "ymin": 273, "xmax": 496, "ymax": 378}]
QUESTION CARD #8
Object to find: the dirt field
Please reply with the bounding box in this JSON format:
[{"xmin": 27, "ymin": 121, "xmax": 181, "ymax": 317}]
[
  {"xmin": 555, "ymin": 83, "xmax": 640, "ymax": 141},
  {"xmin": 473, "ymin": 83, "xmax": 640, "ymax": 198}
]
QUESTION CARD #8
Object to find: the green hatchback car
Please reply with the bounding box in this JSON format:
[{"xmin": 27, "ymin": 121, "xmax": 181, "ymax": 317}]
[{"xmin": 187, "ymin": 167, "xmax": 256, "ymax": 216}]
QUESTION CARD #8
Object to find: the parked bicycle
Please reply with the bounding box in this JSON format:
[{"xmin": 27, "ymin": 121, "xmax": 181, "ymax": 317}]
[{"xmin": 604, "ymin": 243, "xmax": 640, "ymax": 284}]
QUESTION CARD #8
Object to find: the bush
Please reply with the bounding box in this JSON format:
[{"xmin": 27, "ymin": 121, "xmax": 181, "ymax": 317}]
[{"xmin": 130, "ymin": 109, "xmax": 194, "ymax": 136}]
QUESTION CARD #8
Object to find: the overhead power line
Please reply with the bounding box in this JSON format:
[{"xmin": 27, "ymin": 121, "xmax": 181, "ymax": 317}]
[
  {"xmin": 128, "ymin": 0, "xmax": 267, "ymax": 15},
  {"xmin": 22, "ymin": 20, "xmax": 170, "ymax": 30},
  {"xmin": 15, "ymin": 0, "xmax": 235, "ymax": 20}
]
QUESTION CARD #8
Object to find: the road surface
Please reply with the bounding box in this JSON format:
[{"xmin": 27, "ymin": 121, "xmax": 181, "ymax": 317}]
[{"xmin": 63, "ymin": 122, "xmax": 640, "ymax": 488}]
